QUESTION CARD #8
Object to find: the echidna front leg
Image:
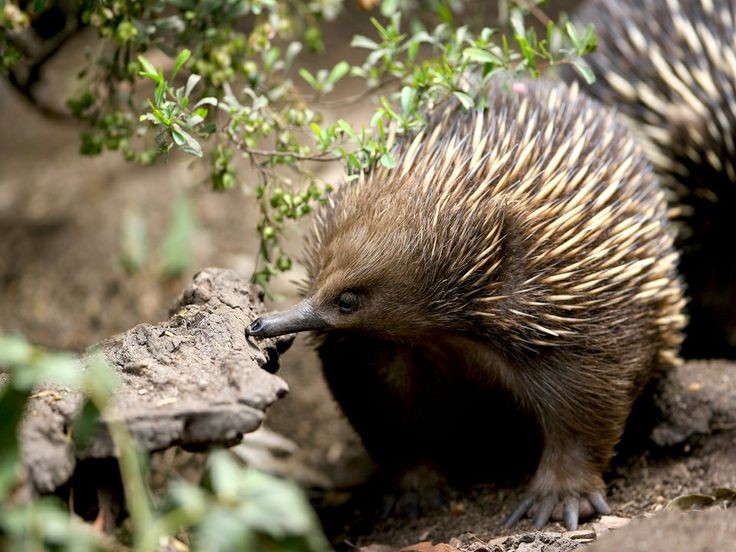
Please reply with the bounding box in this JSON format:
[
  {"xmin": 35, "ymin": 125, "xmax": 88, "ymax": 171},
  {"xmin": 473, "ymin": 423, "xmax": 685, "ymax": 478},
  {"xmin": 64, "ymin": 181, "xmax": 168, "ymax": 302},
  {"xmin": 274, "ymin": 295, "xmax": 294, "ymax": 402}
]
[
  {"xmin": 502, "ymin": 432, "xmax": 611, "ymax": 530},
  {"xmin": 502, "ymin": 368, "xmax": 627, "ymax": 530}
]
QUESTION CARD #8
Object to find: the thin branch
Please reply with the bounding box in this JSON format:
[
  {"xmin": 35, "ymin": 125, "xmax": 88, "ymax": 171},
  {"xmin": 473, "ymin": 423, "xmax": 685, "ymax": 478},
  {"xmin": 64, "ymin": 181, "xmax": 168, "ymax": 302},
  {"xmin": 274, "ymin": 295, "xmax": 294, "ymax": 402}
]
[
  {"xmin": 515, "ymin": 0, "xmax": 552, "ymax": 27},
  {"xmin": 6, "ymin": 24, "xmax": 85, "ymax": 120},
  {"xmin": 246, "ymin": 148, "xmax": 340, "ymax": 161},
  {"xmin": 233, "ymin": 139, "xmax": 343, "ymax": 162},
  {"xmin": 310, "ymin": 76, "xmax": 400, "ymax": 109}
]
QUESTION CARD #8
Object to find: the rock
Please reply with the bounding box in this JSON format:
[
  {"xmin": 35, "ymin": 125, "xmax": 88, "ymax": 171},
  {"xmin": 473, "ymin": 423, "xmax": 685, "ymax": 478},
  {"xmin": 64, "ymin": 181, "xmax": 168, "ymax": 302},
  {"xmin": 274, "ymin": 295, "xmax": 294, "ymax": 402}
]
[
  {"xmin": 16, "ymin": 268, "xmax": 292, "ymax": 496},
  {"xmin": 586, "ymin": 509, "xmax": 736, "ymax": 552},
  {"xmin": 652, "ymin": 361, "xmax": 736, "ymax": 446},
  {"xmin": 494, "ymin": 533, "xmax": 581, "ymax": 552}
]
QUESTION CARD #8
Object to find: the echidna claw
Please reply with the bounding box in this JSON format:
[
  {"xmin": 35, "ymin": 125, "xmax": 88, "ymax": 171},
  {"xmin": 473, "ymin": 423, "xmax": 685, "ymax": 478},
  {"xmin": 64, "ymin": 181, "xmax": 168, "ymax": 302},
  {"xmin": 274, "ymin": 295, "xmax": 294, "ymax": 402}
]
[
  {"xmin": 395, "ymin": 490, "xmax": 420, "ymax": 521},
  {"xmin": 532, "ymin": 495, "xmax": 557, "ymax": 528},
  {"xmin": 502, "ymin": 496, "xmax": 534, "ymax": 528},
  {"xmin": 381, "ymin": 493, "xmax": 397, "ymax": 519},
  {"xmin": 563, "ymin": 496, "xmax": 580, "ymax": 531},
  {"xmin": 589, "ymin": 491, "xmax": 611, "ymax": 515},
  {"xmin": 381, "ymin": 486, "xmax": 446, "ymax": 520},
  {"xmin": 503, "ymin": 491, "xmax": 609, "ymax": 530}
]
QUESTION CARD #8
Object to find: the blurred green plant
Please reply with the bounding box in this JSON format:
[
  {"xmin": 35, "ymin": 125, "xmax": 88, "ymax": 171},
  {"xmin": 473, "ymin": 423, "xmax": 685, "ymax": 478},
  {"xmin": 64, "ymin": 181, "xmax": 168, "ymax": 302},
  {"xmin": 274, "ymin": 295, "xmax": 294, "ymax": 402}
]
[
  {"xmin": 0, "ymin": 334, "xmax": 330, "ymax": 551},
  {"xmin": 119, "ymin": 194, "xmax": 198, "ymax": 278},
  {"xmin": 0, "ymin": 0, "xmax": 596, "ymax": 286},
  {"xmin": 161, "ymin": 194, "xmax": 198, "ymax": 278}
]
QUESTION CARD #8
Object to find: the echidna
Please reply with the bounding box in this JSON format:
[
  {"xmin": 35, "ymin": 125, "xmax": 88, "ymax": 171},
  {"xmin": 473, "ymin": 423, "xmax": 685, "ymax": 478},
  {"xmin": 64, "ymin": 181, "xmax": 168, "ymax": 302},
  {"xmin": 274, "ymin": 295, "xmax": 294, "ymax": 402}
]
[
  {"xmin": 247, "ymin": 78, "xmax": 686, "ymax": 529},
  {"xmin": 568, "ymin": 0, "xmax": 736, "ymax": 358}
]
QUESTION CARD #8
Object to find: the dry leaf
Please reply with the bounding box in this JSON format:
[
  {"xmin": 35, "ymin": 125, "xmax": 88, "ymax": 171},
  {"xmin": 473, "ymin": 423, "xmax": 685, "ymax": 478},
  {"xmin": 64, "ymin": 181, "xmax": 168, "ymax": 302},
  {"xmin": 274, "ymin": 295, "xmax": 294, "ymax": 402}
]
[
  {"xmin": 714, "ymin": 487, "xmax": 736, "ymax": 504},
  {"xmin": 360, "ymin": 545, "xmax": 398, "ymax": 552},
  {"xmin": 356, "ymin": 0, "xmax": 380, "ymax": 10},
  {"xmin": 566, "ymin": 529, "xmax": 596, "ymax": 540},
  {"xmin": 598, "ymin": 515, "xmax": 631, "ymax": 530},
  {"xmin": 401, "ymin": 542, "xmax": 461, "ymax": 552},
  {"xmin": 664, "ymin": 493, "xmax": 716, "ymax": 511}
]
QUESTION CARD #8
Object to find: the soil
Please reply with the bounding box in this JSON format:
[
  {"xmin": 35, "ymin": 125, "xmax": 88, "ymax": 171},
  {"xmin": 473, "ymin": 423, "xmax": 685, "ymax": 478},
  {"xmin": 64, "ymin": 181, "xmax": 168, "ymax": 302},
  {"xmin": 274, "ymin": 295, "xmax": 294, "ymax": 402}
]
[{"xmin": 2, "ymin": 3, "xmax": 735, "ymax": 551}]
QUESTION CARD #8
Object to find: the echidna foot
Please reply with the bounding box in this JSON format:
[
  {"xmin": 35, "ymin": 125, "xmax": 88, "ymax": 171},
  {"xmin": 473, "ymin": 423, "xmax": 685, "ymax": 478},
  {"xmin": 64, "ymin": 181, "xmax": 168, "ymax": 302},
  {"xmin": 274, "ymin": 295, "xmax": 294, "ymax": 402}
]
[
  {"xmin": 381, "ymin": 463, "xmax": 447, "ymax": 520},
  {"xmin": 502, "ymin": 490, "xmax": 610, "ymax": 530},
  {"xmin": 381, "ymin": 486, "xmax": 444, "ymax": 521}
]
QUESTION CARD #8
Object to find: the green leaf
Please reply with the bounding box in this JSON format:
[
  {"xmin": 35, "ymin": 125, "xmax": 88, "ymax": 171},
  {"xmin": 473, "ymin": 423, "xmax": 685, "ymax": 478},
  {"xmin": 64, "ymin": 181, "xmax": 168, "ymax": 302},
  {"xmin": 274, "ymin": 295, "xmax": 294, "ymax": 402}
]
[
  {"xmin": 436, "ymin": 2, "xmax": 453, "ymax": 24},
  {"xmin": 172, "ymin": 48, "xmax": 191, "ymax": 79},
  {"xmin": 171, "ymin": 124, "xmax": 203, "ymax": 157},
  {"xmin": 206, "ymin": 450, "xmax": 243, "ymax": 500},
  {"xmin": 571, "ymin": 60, "xmax": 596, "ymax": 84},
  {"xmin": 71, "ymin": 398, "xmax": 101, "ymax": 453},
  {"xmin": 194, "ymin": 97, "xmax": 217, "ymax": 108},
  {"xmin": 263, "ymin": 47, "xmax": 280, "ymax": 71},
  {"xmin": 1, "ymin": 496, "xmax": 103, "ymax": 547},
  {"xmin": 327, "ymin": 61, "xmax": 350, "ymax": 86},
  {"xmin": 350, "ymin": 35, "xmax": 379, "ymax": 49},
  {"xmin": 284, "ymin": 42, "xmax": 303, "ymax": 70},
  {"xmin": 400, "ymin": 86, "xmax": 416, "ymax": 114},
  {"xmin": 154, "ymin": 77, "xmax": 167, "ymax": 106},
  {"xmin": 509, "ymin": 8, "xmax": 525, "ymax": 37},
  {"xmin": 138, "ymin": 55, "xmax": 158, "ymax": 80},
  {"xmin": 196, "ymin": 452, "xmax": 331, "ymax": 551},
  {"xmin": 161, "ymin": 194, "xmax": 197, "ymax": 278},
  {"xmin": 310, "ymin": 122, "xmax": 325, "ymax": 143},
  {"xmin": 407, "ymin": 39, "xmax": 420, "ymax": 63},
  {"xmin": 84, "ymin": 351, "xmax": 119, "ymax": 398},
  {"xmin": 299, "ymin": 68, "xmax": 320, "ymax": 91},
  {"xmin": 12, "ymin": 352, "xmax": 80, "ymax": 390},
  {"xmin": 336, "ymin": 119, "xmax": 357, "ymax": 140},
  {"xmin": 379, "ymin": 152, "xmax": 396, "ymax": 169},
  {"xmin": 380, "ymin": 0, "xmax": 400, "ymax": 17},
  {"xmin": 463, "ymin": 47, "xmax": 499, "ymax": 64},
  {"xmin": 0, "ymin": 384, "xmax": 29, "ymax": 496},
  {"xmin": 0, "ymin": 335, "xmax": 32, "ymax": 366},
  {"xmin": 119, "ymin": 209, "xmax": 148, "ymax": 273},
  {"xmin": 184, "ymin": 74, "xmax": 202, "ymax": 98},
  {"xmin": 453, "ymin": 90, "xmax": 474, "ymax": 110},
  {"xmin": 168, "ymin": 480, "xmax": 208, "ymax": 518}
]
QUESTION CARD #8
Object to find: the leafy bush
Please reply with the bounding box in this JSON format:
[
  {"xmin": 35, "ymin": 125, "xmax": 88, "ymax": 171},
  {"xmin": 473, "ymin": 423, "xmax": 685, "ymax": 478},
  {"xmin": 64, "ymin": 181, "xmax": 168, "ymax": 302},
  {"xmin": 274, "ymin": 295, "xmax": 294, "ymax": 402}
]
[{"xmin": 1, "ymin": 0, "xmax": 596, "ymax": 285}]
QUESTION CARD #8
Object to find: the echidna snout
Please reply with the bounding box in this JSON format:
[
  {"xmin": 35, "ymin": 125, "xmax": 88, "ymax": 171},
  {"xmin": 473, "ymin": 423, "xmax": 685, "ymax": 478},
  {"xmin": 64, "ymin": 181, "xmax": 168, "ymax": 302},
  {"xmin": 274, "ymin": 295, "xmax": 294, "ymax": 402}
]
[{"xmin": 246, "ymin": 298, "xmax": 328, "ymax": 337}]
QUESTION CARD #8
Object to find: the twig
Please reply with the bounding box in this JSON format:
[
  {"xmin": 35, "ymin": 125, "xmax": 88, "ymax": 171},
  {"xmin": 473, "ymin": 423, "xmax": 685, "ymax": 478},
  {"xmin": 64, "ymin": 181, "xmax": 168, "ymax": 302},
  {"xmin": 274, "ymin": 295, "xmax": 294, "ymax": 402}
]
[
  {"xmin": 515, "ymin": 0, "xmax": 552, "ymax": 27},
  {"xmin": 239, "ymin": 146, "xmax": 341, "ymax": 162},
  {"xmin": 6, "ymin": 25, "xmax": 85, "ymax": 120},
  {"xmin": 311, "ymin": 76, "xmax": 400, "ymax": 109}
]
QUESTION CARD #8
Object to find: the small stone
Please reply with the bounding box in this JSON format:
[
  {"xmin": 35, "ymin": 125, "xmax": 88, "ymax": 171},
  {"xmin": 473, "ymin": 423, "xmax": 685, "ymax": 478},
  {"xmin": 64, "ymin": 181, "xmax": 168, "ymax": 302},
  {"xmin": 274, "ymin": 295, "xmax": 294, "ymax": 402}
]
[
  {"xmin": 598, "ymin": 515, "xmax": 631, "ymax": 531},
  {"xmin": 567, "ymin": 529, "xmax": 596, "ymax": 540},
  {"xmin": 449, "ymin": 501, "xmax": 466, "ymax": 516}
]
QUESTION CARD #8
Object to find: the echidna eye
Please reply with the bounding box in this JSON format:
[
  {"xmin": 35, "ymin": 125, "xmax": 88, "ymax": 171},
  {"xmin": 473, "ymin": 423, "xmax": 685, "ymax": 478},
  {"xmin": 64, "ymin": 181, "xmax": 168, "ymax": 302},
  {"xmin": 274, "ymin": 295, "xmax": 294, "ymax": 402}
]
[{"xmin": 337, "ymin": 291, "xmax": 360, "ymax": 314}]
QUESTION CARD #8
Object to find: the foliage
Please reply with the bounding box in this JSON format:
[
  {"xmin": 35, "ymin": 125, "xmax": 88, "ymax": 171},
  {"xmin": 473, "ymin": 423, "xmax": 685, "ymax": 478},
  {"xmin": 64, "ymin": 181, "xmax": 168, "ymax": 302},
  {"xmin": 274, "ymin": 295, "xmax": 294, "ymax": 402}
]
[
  {"xmin": 119, "ymin": 195, "xmax": 198, "ymax": 277},
  {"xmin": 0, "ymin": 334, "xmax": 330, "ymax": 551},
  {"xmin": 0, "ymin": 0, "xmax": 597, "ymax": 285}
]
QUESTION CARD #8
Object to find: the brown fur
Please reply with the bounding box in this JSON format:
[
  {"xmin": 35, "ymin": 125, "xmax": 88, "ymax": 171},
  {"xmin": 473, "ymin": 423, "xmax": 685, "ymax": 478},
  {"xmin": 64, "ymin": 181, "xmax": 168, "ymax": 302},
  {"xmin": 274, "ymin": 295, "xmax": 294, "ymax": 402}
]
[{"xmin": 301, "ymin": 79, "xmax": 686, "ymax": 518}]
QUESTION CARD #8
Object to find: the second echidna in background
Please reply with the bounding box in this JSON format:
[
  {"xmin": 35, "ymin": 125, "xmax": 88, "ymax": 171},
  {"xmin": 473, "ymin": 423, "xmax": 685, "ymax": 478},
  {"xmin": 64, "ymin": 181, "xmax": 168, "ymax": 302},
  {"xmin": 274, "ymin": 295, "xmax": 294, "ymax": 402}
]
[
  {"xmin": 248, "ymin": 79, "xmax": 686, "ymax": 529},
  {"xmin": 569, "ymin": 0, "xmax": 736, "ymax": 358}
]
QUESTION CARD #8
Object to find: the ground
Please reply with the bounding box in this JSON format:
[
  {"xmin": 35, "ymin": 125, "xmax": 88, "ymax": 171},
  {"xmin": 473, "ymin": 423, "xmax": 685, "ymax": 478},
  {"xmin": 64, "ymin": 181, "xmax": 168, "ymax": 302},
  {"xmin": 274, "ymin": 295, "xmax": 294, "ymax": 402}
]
[{"xmin": 1, "ymin": 5, "xmax": 735, "ymax": 550}]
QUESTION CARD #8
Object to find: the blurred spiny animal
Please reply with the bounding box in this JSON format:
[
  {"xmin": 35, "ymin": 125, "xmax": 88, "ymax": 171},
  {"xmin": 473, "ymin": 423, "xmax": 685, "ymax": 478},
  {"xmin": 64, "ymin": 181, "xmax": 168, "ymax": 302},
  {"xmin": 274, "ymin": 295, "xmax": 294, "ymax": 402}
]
[
  {"xmin": 247, "ymin": 79, "xmax": 686, "ymax": 529},
  {"xmin": 569, "ymin": 0, "xmax": 736, "ymax": 358}
]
